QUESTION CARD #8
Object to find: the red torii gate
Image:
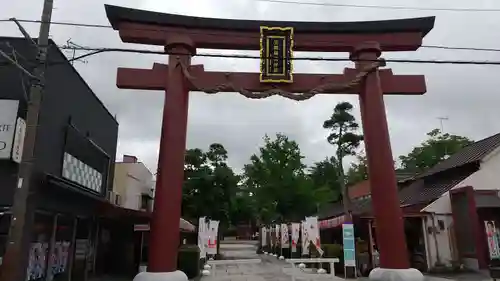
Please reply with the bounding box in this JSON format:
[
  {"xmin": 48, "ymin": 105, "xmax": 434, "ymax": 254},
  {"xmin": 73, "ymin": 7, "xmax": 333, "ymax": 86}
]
[{"xmin": 105, "ymin": 5, "xmax": 434, "ymax": 280}]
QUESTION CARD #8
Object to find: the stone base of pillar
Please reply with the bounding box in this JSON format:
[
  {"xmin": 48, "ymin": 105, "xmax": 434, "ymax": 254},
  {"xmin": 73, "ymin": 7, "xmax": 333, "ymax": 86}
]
[
  {"xmin": 133, "ymin": 271, "xmax": 188, "ymax": 281},
  {"xmin": 369, "ymin": 268, "xmax": 424, "ymax": 281}
]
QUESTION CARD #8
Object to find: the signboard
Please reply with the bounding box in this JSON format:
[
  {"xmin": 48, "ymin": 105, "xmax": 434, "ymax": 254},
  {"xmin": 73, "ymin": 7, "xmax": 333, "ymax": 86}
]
[
  {"xmin": 259, "ymin": 26, "xmax": 294, "ymax": 83},
  {"xmin": 134, "ymin": 224, "xmax": 150, "ymax": 232},
  {"xmin": 342, "ymin": 223, "xmax": 356, "ymax": 267},
  {"xmin": 12, "ymin": 117, "xmax": 26, "ymax": 163},
  {"xmin": 0, "ymin": 99, "xmax": 19, "ymax": 160}
]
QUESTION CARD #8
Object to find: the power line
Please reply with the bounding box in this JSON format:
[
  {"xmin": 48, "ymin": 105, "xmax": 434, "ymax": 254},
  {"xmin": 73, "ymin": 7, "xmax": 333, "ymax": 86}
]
[
  {"xmin": 3, "ymin": 45, "xmax": 500, "ymax": 66},
  {"xmin": 58, "ymin": 46, "xmax": 500, "ymax": 65},
  {"xmin": 253, "ymin": 0, "xmax": 500, "ymax": 12},
  {"xmin": 3, "ymin": 18, "xmax": 500, "ymax": 53}
]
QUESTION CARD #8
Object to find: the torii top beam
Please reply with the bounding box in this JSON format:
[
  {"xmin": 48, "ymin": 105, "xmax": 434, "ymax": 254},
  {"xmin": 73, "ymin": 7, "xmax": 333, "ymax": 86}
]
[{"xmin": 105, "ymin": 5, "xmax": 435, "ymax": 52}]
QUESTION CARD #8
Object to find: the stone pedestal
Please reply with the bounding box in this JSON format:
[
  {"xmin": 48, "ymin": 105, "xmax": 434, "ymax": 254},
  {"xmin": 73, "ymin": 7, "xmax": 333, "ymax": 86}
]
[
  {"xmin": 132, "ymin": 271, "xmax": 188, "ymax": 281},
  {"xmin": 369, "ymin": 268, "xmax": 424, "ymax": 281}
]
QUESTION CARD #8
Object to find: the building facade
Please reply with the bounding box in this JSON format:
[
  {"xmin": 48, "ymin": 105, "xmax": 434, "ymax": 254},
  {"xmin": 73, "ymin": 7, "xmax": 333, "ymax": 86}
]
[
  {"xmin": 112, "ymin": 155, "xmax": 154, "ymax": 212},
  {"xmin": 0, "ymin": 37, "xmax": 121, "ymax": 281}
]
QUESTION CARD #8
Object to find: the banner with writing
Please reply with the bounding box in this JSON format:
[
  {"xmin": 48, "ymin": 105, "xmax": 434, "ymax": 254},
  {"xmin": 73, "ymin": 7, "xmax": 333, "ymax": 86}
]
[
  {"xmin": 281, "ymin": 224, "xmax": 289, "ymax": 248},
  {"xmin": 291, "ymin": 223, "xmax": 300, "ymax": 252}
]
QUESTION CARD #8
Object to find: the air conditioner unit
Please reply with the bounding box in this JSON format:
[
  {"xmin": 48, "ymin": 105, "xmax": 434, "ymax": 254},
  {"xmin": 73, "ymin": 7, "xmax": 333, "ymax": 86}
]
[{"xmin": 115, "ymin": 194, "xmax": 122, "ymax": 206}]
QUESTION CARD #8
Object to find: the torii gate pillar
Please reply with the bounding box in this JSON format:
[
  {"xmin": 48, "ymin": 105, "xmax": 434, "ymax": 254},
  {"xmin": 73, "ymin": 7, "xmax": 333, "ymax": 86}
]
[{"xmin": 352, "ymin": 43, "xmax": 423, "ymax": 281}]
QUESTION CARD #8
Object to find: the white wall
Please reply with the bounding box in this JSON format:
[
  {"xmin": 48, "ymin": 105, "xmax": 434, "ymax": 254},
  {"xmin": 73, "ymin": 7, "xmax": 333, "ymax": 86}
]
[
  {"xmin": 114, "ymin": 162, "xmax": 154, "ymax": 211},
  {"xmin": 423, "ymin": 214, "xmax": 454, "ymax": 269},
  {"xmin": 422, "ymin": 146, "xmax": 500, "ymax": 214}
]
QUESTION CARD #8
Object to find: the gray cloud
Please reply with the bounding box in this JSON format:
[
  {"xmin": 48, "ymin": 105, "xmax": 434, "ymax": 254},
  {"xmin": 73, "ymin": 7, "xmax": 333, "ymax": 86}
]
[{"xmin": 2, "ymin": 0, "xmax": 500, "ymax": 172}]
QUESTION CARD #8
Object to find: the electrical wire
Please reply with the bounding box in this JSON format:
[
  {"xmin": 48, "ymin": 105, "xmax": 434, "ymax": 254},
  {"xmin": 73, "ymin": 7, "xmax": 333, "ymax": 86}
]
[
  {"xmin": 253, "ymin": 0, "xmax": 500, "ymax": 12},
  {"xmin": 2, "ymin": 45, "xmax": 500, "ymax": 67},
  {"xmin": 55, "ymin": 46, "xmax": 500, "ymax": 65},
  {"xmin": 2, "ymin": 18, "xmax": 500, "ymax": 53}
]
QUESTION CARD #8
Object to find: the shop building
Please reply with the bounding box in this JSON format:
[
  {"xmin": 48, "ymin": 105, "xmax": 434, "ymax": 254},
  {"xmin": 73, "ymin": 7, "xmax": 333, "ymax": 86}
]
[
  {"xmin": 0, "ymin": 36, "xmax": 125, "ymax": 281},
  {"xmin": 318, "ymin": 132, "xmax": 500, "ymax": 274}
]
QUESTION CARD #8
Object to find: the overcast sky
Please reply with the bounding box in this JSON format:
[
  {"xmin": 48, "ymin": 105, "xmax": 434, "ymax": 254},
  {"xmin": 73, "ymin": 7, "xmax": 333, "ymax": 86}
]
[{"xmin": 3, "ymin": 0, "xmax": 500, "ymax": 173}]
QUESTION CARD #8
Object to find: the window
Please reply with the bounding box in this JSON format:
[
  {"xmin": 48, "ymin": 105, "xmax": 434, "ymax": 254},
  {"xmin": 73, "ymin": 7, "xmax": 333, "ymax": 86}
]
[{"xmin": 140, "ymin": 194, "xmax": 150, "ymax": 210}]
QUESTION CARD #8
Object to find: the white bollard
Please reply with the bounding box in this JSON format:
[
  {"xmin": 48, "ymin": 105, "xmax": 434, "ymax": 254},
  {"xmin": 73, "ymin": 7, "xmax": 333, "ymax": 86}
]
[
  {"xmin": 279, "ymin": 256, "xmax": 284, "ymax": 260},
  {"xmin": 317, "ymin": 268, "xmax": 327, "ymax": 274},
  {"xmin": 298, "ymin": 263, "xmax": 306, "ymax": 269},
  {"xmin": 202, "ymin": 269, "xmax": 211, "ymax": 276},
  {"xmin": 203, "ymin": 264, "xmax": 211, "ymax": 270}
]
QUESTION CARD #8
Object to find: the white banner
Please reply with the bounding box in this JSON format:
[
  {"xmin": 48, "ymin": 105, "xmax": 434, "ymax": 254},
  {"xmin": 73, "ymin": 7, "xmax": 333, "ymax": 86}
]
[
  {"xmin": 0, "ymin": 100, "xmax": 19, "ymax": 160},
  {"xmin": 281, "ymin": 224, "xmax": 289, "ymax": 248},
  {"xmin": 301, "ymin": 220, "xmax": 307, "ymax": 255},
  {"xmin": 305, "ymin": 216, "xmax": 323, "ymax": 256},
  {"xmin": 261, "ymin": 227, "xmax": 267, "ymax": 246},
  {"xmin": 11, "ymin": 117, "xmax": 26, "ymax": 163},
  {"xmin": 207, "ymin": 220, "xmax": 219, "ymax": 255},
  {"xmin": 198, "ymin": 217, "xmax": 208, "ymax": 258},
  {"xmin": 291, "ymin": 223, "xmax": 300, "ymax": 252}
]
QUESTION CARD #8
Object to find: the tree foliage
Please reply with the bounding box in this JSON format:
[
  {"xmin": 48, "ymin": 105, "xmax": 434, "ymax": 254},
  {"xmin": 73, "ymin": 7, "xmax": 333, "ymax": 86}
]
[
  {"xmin": 308, "ymin": 156, "xmax": 341, "ymax": 201},
  {"xmin": 323, "ymin": 101, "xmax": 364, "ymax": 221},
  {"xmin": 242, "ymin": 134, "xmax": 329, "ymax": 224},
  {"xmin": 181, "ymin": 144, "xmax": 239, "ymax": 226},
  {"xmin": 398, "ymin": 129, "xmax": 474, "ymax": 174},
  {"xmin": 346, "ymin": 152, "xmax": 368, "ymax": 186}
]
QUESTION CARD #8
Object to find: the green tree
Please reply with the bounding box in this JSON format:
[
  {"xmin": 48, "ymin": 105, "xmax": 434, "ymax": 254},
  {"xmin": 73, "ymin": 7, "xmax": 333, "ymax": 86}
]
[
  {"xmin": 229, "ymin": 185, "xmax": 257, "ymax": 226},
  {"xmin": 323, "ymin": 101, "xmax": 364, "ymax": 222},
  {"xmin": 398, "ymin": 129, "xmax": 474, "ymax": 173},
  {"xmin": 181, "ymin": 144, "xmax": 238, "ymax": 225},
  {"xmin": 346, "ymin": 152, "xmax": 368, "ymax": 186},
  {"xmin": 308, "ymin": 156, "xmax": 342, "ymax": 202},
  {"xmin": 242, "ymin": 133, "xmax": 319, "ymax": 223}
]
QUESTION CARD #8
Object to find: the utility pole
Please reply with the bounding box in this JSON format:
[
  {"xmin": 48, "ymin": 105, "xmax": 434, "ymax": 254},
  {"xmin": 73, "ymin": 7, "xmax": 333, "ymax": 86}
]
[
  {"xmin": 0, "ymin": 0, "xmax": 54, "ymax": 280},
  {"xmin": 437, "ymin": 116, "xmax": 449, "ymax": 132}
]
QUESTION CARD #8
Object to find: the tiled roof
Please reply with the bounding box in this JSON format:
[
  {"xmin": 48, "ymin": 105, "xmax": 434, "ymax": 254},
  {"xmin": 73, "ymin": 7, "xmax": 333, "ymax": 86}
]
[
  {"xmin": 399, "ymin": 171, "xmax": 473, "ymax": 206},
  {"xmin": 416, "ymin": 132, "xmax": 500, "ymax": 179},
  {"xmin": 318, "ymin": 197, "xmax": 372, "ymax": 219}
]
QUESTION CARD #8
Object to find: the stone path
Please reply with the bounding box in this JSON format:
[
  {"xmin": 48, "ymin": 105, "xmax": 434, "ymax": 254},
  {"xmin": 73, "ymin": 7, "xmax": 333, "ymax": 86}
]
[
  {"xmin": 202, "ymin": 242, "xmax": 292, "ymax": 281},
  {"xmin": 201, "ymin": 240, "xmax": 492, "ymax": 281},
  {"xmin": 91, "ymin": 240, "xmax": 492, "ymax": 280}
]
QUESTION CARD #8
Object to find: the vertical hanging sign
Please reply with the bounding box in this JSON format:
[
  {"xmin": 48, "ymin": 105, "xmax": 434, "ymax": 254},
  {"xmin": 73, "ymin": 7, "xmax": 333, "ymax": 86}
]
[{"xmin": 259, "ymin": 26, "xmax": 294, "ymax": 83}]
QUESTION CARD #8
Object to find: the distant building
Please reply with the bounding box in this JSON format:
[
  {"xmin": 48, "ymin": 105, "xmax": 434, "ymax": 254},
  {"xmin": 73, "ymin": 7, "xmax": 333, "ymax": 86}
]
[{"xmin": 112, "ymin": 155, "xmax": 154, "ymax": 212}]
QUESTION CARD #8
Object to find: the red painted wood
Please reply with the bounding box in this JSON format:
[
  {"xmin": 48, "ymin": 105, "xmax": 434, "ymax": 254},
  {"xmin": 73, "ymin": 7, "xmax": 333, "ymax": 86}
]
[
  {"xmin": 147, "ymin": 46, "xmax": 192, "ymax": 272},
  {"xmin": 117, "ymin": 66, "xmax": 426, "ymax": 95},
  {"xmin": 107, "ymin": 10, "xmax": 432, "ymax": 272},
  {"xmin": 355, "ymin": 42, "xmax": 409, "ymax": 269},
  {"xmin": 117, "ymin": 22, "xmax": 424, "ymax": 52}
]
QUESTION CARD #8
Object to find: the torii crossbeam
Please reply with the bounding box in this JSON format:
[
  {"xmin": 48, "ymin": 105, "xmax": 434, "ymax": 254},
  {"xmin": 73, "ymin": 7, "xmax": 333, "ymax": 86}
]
[{"xmin": 105, "ymin": 5, "xmax": 434, "ymax": 281}]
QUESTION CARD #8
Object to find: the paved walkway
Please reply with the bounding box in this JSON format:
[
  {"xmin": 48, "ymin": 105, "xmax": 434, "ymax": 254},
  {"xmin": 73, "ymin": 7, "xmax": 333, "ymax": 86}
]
[
  {"xmin": 202, "ymin": 241, "xmax": 492, "ymax": 281},
  {"xmin": 202, "ymin": 242, "xmax": 292, "ymax": 281},
  {"xmin": 90, "ymin": 240, "xmax": 492, "ymax": 280}
]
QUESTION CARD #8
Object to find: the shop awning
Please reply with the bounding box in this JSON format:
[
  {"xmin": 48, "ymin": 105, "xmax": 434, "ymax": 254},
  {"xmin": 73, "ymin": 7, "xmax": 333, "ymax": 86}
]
[{"xmin": 45, "ymin": 174, "xmax": 195, "ymax": 232}]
